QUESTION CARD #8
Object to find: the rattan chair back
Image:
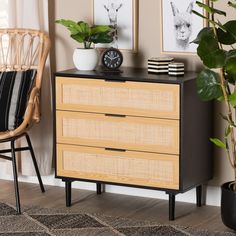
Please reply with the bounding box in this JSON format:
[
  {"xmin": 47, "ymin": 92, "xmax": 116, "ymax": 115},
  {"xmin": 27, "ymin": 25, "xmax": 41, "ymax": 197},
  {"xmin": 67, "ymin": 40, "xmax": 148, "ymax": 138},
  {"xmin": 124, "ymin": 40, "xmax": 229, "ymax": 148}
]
[{"xmin": 0, "ymin": 28, "xmax": 50, "ymax": 139}]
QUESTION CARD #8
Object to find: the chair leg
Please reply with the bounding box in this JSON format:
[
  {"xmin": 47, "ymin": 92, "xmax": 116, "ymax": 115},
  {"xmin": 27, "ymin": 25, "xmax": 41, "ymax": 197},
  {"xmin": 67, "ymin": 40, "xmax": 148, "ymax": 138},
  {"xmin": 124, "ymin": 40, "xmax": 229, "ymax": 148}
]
[
  {"xmin": 25, "ymin": 133, "xmax": 45, "ymax": 193},
  {"xmin": 11, "ymin": 140, "xmax": 21, "ymax": 214}
]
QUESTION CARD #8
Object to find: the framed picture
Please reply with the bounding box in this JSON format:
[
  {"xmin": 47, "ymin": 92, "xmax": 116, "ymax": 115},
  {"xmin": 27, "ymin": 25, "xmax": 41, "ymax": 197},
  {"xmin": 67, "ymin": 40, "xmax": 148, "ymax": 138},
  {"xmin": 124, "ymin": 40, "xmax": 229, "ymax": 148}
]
[
  {"xmin": 161, "ymin": 0, "xmax": 208, "ymax": 54},
  {"xmin": 93, "ymin": 0, "xmax": 138, "ymax": 52}
]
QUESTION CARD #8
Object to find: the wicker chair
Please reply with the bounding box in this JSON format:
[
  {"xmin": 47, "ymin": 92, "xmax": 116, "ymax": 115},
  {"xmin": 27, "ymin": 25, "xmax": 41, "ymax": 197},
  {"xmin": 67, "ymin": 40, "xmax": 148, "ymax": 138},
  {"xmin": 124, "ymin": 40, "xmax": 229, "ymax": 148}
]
[{"xmin": 0, "ymin": 29, "xmax": 51, "ymax": 214}]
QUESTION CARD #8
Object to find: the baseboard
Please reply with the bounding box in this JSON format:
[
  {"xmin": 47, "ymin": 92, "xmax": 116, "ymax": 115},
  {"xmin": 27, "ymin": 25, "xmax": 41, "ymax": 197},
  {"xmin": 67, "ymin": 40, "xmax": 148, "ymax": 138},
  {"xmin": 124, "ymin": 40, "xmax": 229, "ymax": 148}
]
[{"xmin": 0, "ymin": 168, "xmax": 221, "ymax": 207}]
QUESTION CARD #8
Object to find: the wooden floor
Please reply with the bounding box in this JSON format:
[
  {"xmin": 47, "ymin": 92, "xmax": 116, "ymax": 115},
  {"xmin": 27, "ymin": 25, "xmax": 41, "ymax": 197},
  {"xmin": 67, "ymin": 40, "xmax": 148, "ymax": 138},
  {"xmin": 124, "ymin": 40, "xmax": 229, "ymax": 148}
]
[{"xmin": 0, "ymin": 179, "xmax": 234, "ymax": 234}]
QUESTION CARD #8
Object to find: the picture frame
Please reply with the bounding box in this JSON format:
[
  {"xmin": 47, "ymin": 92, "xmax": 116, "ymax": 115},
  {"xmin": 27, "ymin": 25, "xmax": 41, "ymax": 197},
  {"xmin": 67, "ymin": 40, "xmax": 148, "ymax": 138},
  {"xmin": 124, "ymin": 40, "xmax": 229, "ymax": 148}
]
[
  {"xmin": 92, "ymin": 0, "xmax": 138, "ymax": 53},
  {"xmin": 161, "ymin": 0, "xmax": 208, "ymax": 55}
]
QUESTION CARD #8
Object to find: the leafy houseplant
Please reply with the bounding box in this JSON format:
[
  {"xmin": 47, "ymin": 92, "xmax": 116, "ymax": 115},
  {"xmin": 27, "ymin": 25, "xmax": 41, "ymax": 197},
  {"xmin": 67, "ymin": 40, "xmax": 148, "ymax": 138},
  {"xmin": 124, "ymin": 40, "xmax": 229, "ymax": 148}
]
[
  {"xmin": 56, "ymin": 19, "xmax": 113, "ymax": 70},
  {"xmin": 56, "ymin": 19, "xmax": 113, "ymax": 49},
  {"xmin": 193, "ymin": 0, "xmax": 236, "ymax": 230}
]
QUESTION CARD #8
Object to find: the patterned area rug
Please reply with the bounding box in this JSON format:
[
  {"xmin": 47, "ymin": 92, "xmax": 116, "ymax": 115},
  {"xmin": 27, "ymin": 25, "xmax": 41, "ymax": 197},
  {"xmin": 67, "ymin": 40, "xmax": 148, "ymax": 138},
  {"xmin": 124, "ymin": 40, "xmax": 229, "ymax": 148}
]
[{"xmin": 0, "ymin": 202, "xmax": 235, "ymax": 236}]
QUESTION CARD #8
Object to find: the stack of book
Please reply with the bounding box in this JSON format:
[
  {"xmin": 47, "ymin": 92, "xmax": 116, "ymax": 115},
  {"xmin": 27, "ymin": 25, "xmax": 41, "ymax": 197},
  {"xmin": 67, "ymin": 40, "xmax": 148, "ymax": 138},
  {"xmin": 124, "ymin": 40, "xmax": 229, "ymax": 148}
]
[
  {"xmin": 148, "ymin": 57, "xmax": 174, "ymax": 74},
  {"xmin": 168, "ymin": 63, "xmax": 185, "ymax": 76}
]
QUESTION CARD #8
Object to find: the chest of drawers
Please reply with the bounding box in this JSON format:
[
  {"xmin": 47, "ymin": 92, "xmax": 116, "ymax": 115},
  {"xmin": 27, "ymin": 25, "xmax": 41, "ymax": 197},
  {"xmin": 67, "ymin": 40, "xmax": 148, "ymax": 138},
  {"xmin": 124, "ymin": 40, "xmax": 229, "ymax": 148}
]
[{"xmin": 54, "ymin": 67, "xmax": 212, "ymax": 220}]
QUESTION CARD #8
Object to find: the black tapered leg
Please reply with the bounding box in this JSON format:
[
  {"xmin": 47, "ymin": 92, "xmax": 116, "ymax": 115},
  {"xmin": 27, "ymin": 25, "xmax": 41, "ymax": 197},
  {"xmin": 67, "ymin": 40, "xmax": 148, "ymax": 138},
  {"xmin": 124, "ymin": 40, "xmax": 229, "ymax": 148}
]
[
  {"xmin": 169, "ymin": 193, "xmax": 176, "ymax": 221},
  {"xmin": 65, "ymin": 181, "xmax": 72, "ymax": 207},
  {"xmin": 97, "ymin": 183, "xmax": 102, "ymax": 195},
  {"xmin": 11, "ymin": 141, "xmax": 21, "ymax": 214},
  {"xmin": 25, "ymin": 133, "xmax": 45, "ymax": 193},
  {"xmin": 196, "ymin": 185, "xmax": 202, "ymax": 207}
]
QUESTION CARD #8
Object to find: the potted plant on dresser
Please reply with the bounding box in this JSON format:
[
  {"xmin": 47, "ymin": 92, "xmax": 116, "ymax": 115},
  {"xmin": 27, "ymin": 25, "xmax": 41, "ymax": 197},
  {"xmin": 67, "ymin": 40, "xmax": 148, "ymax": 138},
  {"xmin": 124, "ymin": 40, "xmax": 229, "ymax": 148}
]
[
  {"xmin": 56, "ymin": 19, "xmax": 113, "ymax": 70},
  {"xmin": 193, "ymin": 0, "xmax": 236, "ymax": 230}
]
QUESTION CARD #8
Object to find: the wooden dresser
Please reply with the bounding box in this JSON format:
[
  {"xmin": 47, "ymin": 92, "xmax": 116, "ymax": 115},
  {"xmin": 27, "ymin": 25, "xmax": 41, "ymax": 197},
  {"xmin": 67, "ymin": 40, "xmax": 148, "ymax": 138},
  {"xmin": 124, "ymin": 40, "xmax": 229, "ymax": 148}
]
[{"xmin": 54, "ymin": 67, "xmax": 213, "ymax": 220}]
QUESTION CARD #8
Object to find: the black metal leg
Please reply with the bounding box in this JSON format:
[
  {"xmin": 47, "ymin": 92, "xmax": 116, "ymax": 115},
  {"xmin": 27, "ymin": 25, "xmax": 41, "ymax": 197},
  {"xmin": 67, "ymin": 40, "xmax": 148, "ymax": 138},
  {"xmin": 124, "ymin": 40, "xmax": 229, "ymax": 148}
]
[
  {"xmin": 97, "ymin": 183, "xmax": 102, "ymax": 195},
  {"xmin": 65, "ymin": 181, "xmax": 72, "ymax": 207},
  {"xmin": 11, "ymin": 140, "xmax": 21, "ymax": 214},
  {"xmin": 25, "ymin": 133, "xmax": 45, "ymax": 193},
  {"xmin": 196, "ymin": 185, "xmax": 202, "ymax": 207},
  {"xmin": 169, "ymin": 193, "xmax": 176, "ymax": 221}
]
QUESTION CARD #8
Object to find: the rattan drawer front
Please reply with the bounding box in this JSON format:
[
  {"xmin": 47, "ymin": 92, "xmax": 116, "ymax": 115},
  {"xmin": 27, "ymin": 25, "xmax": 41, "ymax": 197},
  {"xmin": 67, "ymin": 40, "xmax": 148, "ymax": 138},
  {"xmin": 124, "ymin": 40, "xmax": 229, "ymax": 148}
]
[
  {"xmin": 57, "ymin": 144, "xmax": 179, "ymax": 190},
  {"xmin": 56, "ymin": 111, "xmax": 179, "ymax": 154},
  {"xmin": 56, "ymin": 77, "xmax": 180, "ymax": 119}
]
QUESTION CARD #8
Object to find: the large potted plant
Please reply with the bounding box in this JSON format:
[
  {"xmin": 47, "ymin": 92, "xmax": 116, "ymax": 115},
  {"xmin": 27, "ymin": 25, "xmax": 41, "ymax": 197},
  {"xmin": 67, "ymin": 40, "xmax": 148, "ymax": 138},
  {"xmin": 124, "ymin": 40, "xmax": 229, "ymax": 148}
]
[
  {"xmin": 56, "ymin": 19, "xmax": 113, "ymax": 70},
  {"xmin": 193, "ymin": 0, "xmax": 236, "ymax": 230}
]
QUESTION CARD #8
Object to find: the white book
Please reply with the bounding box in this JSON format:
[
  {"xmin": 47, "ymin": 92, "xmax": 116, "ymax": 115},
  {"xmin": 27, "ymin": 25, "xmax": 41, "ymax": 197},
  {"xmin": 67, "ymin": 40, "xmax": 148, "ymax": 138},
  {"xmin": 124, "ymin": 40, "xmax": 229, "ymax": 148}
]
[
  {"xmin": 169, "ymin": 62, "xmax": 184, "ymax": 67},
  {"xmin": 169, "ymin": 72, "xmax": 185, "ymax": 76},
  {"xmin": 148, "ymin": 69, "xmax": 168, "ymax": 73},
  {"xmin": 148, "ymin": 57, "xmax": 174, "ymax": 62},
  {"xmin": 148, "ymin": 61, "xmax": 170, "ymax": 65},
  {"xmin": 148, "ymin": 65, "xmax": 169, "ymax": 69},
  {"xmin": 169, "ymin": 68, "xmax": 185, "ymax": 72}
]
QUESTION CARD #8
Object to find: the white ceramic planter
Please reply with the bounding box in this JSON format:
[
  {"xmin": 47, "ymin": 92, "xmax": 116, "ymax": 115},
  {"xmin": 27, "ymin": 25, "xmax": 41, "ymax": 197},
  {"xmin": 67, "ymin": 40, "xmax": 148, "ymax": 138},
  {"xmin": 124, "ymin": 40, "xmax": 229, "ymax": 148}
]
[{"xmin": 73, "ymin": 48, "xmax": 98, "ymax": 71}]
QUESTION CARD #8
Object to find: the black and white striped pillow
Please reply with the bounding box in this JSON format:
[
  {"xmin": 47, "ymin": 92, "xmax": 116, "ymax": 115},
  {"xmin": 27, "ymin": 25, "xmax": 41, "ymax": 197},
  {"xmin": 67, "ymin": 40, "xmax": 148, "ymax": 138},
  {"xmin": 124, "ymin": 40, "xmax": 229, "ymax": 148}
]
[{"xmin": 0, "ymin": 70, "xmax": 37, "ymax": 132}]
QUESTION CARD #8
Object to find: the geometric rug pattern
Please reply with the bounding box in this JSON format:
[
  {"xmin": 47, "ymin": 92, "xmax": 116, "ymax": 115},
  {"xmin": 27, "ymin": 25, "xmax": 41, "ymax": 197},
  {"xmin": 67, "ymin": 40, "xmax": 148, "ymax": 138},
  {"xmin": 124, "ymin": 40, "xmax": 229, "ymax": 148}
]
[{"xmin": 0, "ymin": 202, "xmax": 235, "ymax": 236}]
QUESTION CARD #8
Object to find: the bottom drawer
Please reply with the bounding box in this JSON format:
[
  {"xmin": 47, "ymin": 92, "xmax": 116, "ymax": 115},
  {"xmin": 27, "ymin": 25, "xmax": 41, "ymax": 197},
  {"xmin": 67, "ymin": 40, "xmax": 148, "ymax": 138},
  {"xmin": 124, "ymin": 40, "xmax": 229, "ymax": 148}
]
[{"xmin": 57, "ymin": 144, "xmax": 179, "ymax": 190}]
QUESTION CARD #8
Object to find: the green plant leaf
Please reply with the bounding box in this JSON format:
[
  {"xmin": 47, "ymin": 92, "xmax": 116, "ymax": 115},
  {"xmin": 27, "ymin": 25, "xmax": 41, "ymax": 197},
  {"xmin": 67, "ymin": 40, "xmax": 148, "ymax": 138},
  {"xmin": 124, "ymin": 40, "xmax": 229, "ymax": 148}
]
[
  {"xmin": 210, "ymin": 138, "xmax": 226, "ymax": 149},
  {"xmin": 192, "ymin": 10, "xmax": 209, "ymax": 21},
  {"xmin": 217, "ymin": 96, "xmax": 224, "ymax": 101},
  {"xmin": 227, "ymin": 49, "xmax": 236, "ymax": 59},
  {"xmin": 225, "ymin": 73, "xmax": 236, "ymax": 84},
  {"xmin": 228, "ymin": 1, "xmax": 236, "ymax": 9},
  {"xmin": 198, "ymin": 44, "xmax": 226, "ymax": 68},
  {"xmin": 71, "ymin": 34, "xmax": 85, "ymax": 43},
  {"xmin": 218, "ymin": 28, "xmax": 236, "ymax": 45},
  {"xmin": 229, "ymin": 91, "xmax": 236, "ymax": 107},
  {"xmin": 225, "ymin": 56, "xmax": 236, "ymax": 83},
  {"xmin": 196, "ymin": 28, "xmax": 218, "ymax": 50},
  {"xmin": 91, "ymin": 32, "xmax": 113, "ymax": 44},
  {"xmin": 225, "ymin": 125, "xmax": 231, "ymax": 138},
  {"xmin": 55, "ymin": 19, "xmax": 82, "ymax": 35},
  {"xmin": 77, "ymin": 21, "xmax": 91, "ymax": 35},
  {"xmin": 225, "ymin": 53, "xmax": 236, "ymax": 84},
  {"xmin": 192, "ymin": 11, "xmax": 226, "ymax": 31},
  {"xmin": 217, "ymin": 21, "xmax": 236, "ymax": 45},
  {"xmin": 196, "ymin": 69, "xmax": 223, "ymax": 101},
  {"xmin": 196, "ymin": 1, "xmax": 226, "ymax": 16},
  {"xmin": 56, "ymin": 19, "xmax": 114, "ymax": 48},
  {"xmin": 196, "ymin": 29, "xmax": 227, "ymax": 68},
  {"xmin": 192, "ymin": 27, "xmax": 214, "ymax": 44},
  {"xmin": 223, "ymin": 20, "xmax": 236, "ymax": 39},
  {"xmin": 91, "ymin": 25, "xmax": 112, "ymax": 35}
]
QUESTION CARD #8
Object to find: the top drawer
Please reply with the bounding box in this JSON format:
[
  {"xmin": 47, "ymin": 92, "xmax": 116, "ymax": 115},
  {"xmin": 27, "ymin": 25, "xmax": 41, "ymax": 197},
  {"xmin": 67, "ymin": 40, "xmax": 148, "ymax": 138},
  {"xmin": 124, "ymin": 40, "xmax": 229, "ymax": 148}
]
[{"xmin": 56, "ymin": 77, "xmax": 180, "ymax": 119}]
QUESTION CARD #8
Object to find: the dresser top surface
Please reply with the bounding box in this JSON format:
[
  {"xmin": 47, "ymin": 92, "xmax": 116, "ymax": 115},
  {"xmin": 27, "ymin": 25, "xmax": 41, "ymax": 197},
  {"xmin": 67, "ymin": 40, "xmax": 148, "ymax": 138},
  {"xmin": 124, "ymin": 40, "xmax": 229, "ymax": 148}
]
[{"xmin": 55, "ymin": 67, "xmax": 198, "ymax": 84}]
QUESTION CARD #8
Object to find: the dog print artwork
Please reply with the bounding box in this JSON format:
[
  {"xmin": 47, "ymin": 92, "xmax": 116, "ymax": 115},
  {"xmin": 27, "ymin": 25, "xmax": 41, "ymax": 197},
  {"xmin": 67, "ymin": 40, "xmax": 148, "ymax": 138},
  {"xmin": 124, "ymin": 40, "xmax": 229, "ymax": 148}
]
[{"xmin": 162, "ymin": 0, "xmax": 206, "ymax": 54}]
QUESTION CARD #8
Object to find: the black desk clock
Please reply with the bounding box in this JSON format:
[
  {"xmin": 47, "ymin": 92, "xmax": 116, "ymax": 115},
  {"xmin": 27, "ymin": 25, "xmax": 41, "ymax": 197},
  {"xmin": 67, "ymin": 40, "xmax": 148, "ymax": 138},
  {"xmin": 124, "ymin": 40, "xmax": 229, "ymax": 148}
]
[{"xmin": 101, "ymin": 47, "xmax": 123, "ymax": 71}]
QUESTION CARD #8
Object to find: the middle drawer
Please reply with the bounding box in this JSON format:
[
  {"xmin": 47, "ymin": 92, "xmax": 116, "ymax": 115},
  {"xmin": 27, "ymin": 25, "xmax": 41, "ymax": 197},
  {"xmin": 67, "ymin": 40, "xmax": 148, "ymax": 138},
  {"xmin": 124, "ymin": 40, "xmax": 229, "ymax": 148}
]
[{"xmin": 56, "ymin": 111, "xmax": 179, "ymax": 155}]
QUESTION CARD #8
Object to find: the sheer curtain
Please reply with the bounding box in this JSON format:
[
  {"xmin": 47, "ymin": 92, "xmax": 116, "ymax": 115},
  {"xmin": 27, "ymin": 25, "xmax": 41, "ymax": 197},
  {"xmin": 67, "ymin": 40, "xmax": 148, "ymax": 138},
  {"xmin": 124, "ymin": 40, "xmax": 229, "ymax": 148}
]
[
  {"xmin": 7, "ymin": 0, "xmax": 53, "ymax": 176},
  {"xmin": 0, "ymin": 0, "xmax": 9, "ymax": 174},
  {"xmin": 0, "ymin": 0, "xmax": 8, "ymax": 28}
]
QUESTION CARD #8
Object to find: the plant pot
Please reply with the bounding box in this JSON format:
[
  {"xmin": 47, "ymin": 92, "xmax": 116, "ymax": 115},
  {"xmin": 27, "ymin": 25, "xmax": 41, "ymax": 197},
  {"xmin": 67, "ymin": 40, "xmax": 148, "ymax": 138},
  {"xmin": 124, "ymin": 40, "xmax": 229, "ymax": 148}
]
[
  {"xmin": 221, "ymin": 181, "xmax": 236, "ymax": 231},
  {"xmin": 73, "ymin": 48, "xmax": 98, "ymax": 71}
]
